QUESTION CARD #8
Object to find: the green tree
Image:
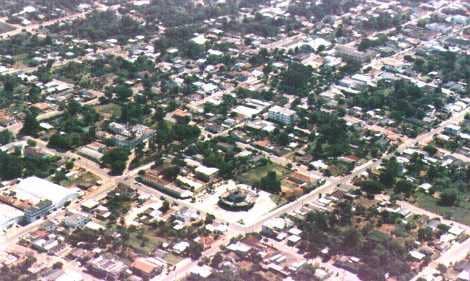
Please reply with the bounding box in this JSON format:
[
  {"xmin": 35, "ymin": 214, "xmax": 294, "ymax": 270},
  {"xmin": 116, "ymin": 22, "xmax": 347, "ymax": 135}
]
[
  {"xmin": 0, "ymin": 130, "xmax": 13, "ymax": 145},
  {"xmin": 28, "ymin": 85, "xmax": 41, "ymax": 103},
  {"xmin": 380, "ymin": 157, "xmax": 401, "ymax": 187},
  {"xmin": 66, "ymin": 100, "xmax": 82, "ymax": 116},
  {"xmin": 205, "ymin": 213, "xmax": 215, "ymax": 224},
  {"xmin": 162, "ymin": 165, "xmax": 180, "ymax": 181},
  {"xmin": 65, "ymin": 161, "xmax": 74, "ymax": 170},
  {"xmin": 210, "ymin": 253, "xmax": 223, "ymax": 268},
  {"xmin": 342, "ymin": 227, "xmax": 364, "ymax": 250},
  {"xmin": 20, "ymin": 110, "xmax": 40, "ymax": 136},
  {"xmin": 102, "ymin": 148, "xmax": 130, "ymax": 175},
  {"xmin": 52, "ymin": 262, "xmax": 63, "ymax": 270},
  {"xmin": 172, "ymin": 124, "xmax": 201, "ymax": 142},
  {"xmin": 394, "ymin": 179, "xmax": 415, "ymax": 195},
  {"xmin": 417, "ymin": 227, "xmax": 433, "ymax": 241},
  {"xmin": 188, "ymin": 241, "xmax": 203, "ymax": 260},
  {"xmin": 184, "ymin": 42, "xmax": 205, "ymax": 59},
  {"xmin": 115, "ymin": 84, "xmax": 133, "ymax": 102},
  {"xmin": 0, "ymin": 152, "xmax": 23, "ymax": 180},
  {"xmin": 3, "ymin": 77, "xmax": 15, "ymax": 93},
  {"xmin": 259, "ymin": 171, "xmax": 281, "ymax": 193},
  {"xmin": 161, "ymin": 200, "xmax": 170, "ymax": 213},
  {"xmin": 439, "ymin": 189, "xmax": 458, "ymax": 206},
  {"xmin": 278, "ymin": 62, "xmax": 314, "ymax": 96},
  {"xmin": 361, "ymin": 180, "xmax": 384, "ymax": 195},
  {"xmin": 423, "ymin": 144, "xmax": 437, "ymax": 155}
]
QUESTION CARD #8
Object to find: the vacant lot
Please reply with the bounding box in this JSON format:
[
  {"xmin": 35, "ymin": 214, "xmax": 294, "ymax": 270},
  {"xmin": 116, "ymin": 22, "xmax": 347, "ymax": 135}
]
[
  {"xmin": 0, "ymin": 21, "xmax": 15, "ymax": 34},
  {"xmin": 126, "ymin": 226, "xmax": 169, "ymax": 255},
  {"xmin": 414, "ymin": 192, "xmax": 470, "ymax": 225},
  {"xmin": 96, "ymin": 103, "xmax": 121, "ymax": 118},
  {"xmin": 238, "ymin": 162, "xmax": 289, "ymax": 186}
]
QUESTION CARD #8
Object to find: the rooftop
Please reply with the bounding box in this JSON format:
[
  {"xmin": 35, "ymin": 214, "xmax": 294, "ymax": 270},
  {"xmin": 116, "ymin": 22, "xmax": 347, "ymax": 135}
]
[{"xmin": 14, "ymin": 177, "xmax": 78, "ymax": 207}]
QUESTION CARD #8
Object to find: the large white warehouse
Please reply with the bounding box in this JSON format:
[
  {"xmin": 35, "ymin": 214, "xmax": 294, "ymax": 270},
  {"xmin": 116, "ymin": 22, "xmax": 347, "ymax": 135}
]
[
  {"xmin": 0, "ymin": 203, "xmax": 24, "ymax": 231},
  {"xmin": 14, "ymin": 177, "xmax": 79, "ymax": 209}
]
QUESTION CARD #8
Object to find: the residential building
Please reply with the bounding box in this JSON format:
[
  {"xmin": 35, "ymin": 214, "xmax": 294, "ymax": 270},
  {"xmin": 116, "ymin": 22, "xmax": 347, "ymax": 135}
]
[
  {"xmin": 268, "ymin": 105, "xmax": 296, "ymax": 125},
  {"xmin": 335, "ymin": 44, "xmax": 373, "ymax": 63},
  {"xmin": 87, "ymin": 256, "xmax": 128, "ymax": 281},
  {"xmin": 0, "ymin": 177, "xmax": 79, "ymax": 223},
  {"xmin": 131, "ymin": 257, "xmax": 165, "ymax": 279},
  {"xmin": 0, "ymin": 203, "xmax": 24, "ymax": 231}
]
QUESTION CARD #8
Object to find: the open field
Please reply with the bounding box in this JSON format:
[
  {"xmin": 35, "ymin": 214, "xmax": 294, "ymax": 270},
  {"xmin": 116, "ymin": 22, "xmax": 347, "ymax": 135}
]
[
  {"xmin": 0, "ymin": 21, "xmax": 15, "ymax": 34},
  {"xmin": 414, "ymin": 192, "xmax": 470, "ymax": 225},
  {"xmin": 191, "ymin": 184, "xmax": 277, "ymax": 226},
  {"xmin": 127, "ymin": 226, "xmax": 166, "ymax": 255},
  {"xmin": 237, "ymin": 162, "xmax": 289, "ymax": 186},
  {"xmin": 96, "ymin": 103, "xmax": 121, "ymax": 118},
  {"xmin": 61, "ymin": 171, "xmax": 100, "ymax": 188}
]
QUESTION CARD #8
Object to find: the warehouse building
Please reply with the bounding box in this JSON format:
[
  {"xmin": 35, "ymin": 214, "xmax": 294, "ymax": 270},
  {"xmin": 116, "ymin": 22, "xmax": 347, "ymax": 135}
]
[
  {"xmin": 0, "ymin": 203, "xmax": 24, "ymax": 231},
  {"xmin": 14, "ymin": 177, "xmax": 79, "ymax": 208},
  {"xmin": 0, "ymin": 177, "xmax": 79, "ymax": 223}
]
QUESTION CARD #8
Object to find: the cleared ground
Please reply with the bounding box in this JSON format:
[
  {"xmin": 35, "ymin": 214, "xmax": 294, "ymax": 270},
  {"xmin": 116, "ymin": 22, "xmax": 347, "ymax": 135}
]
[
  {"xmin": 237, "ymin": 162, "xmax": 289, "ymax": 186},
  {"xmin": 191, "ymin": 183, "xmax": 277, "ymax": 226},
  {"xmin": 414, "ymin": 192, "xmax": 470, "ymax": 225},
  {"xmin": 0, "ymin": 21, "xmax": 15, "ymax": 34}
]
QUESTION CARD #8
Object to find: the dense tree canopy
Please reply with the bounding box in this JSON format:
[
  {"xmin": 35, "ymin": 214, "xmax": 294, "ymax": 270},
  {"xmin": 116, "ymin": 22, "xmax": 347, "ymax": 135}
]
[
  {"xmin": 0, "ymin": 151, "xmax": 59, "ymax": 180},
  {"xmin": 49, "ymin": 11, "xmax": 143, "ymax": 42},
  {"xmin": 278, "ymin": 62, "xmax": 314, "ymax": 96},
  {"xmin": 288, "ymin": 0, "xmax": 359, "ymax": 21},
  {"xmin": 414, "ymin": 51, "xmax": 470, "ymax": 83},
  {"xmin": 102, "ymin": 148, "xmax": 130, "ymax": 175},
  {"xmin": 0, "ymin": 130, "xmax": 13, "ymax": 145},
  {"xmin": 352, "ymin": 79, "xmax": 445, "ymax": 122},
  {"xmin": 20, "ymin": 110, "xmax": 40, "ymax": 136},
  {"xmin": 258, "ymin": 170, "xmax": 281, "ymax": 193}
]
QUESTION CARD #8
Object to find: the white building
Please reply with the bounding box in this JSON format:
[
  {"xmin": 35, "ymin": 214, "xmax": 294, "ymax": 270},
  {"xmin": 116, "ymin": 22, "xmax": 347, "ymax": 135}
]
[
  {"xmin": 444, "ymin": 124, "xmax": 461, "ymax": 136},
  {"xmin": 56, "ymin": 271, "xmax": 83, "ymax": 281},
  {"xmin": 268, "ymin": 105, "xmax": 297, "ymax": 125},
  {"xmin": 335, "ymin": 44, "xmax": 373, "ymax": 63},
  {"xmin": 13, "ymin": 177, "xmax": 79, "ymax": 222},
  {"xmin": 173, "ymin": 241, "xmax": 190, "ymax": 254},
  {"xmin": 15, "ymin": 177, "xmax": 79, "ymax": 209},
  {"xmin": 191, "ymin": 34, "xmax": 207, "ymax": 45},
  {"xmin": 262, "ymin": 217, "xmax": 290, "ymax": 236},
  {"xmin": 0, "ymin": 203, "xmax": 24, "ymax": 231},
  {"xmin": 195, "ymin": 165, "xmax": 219, "ymax": 181}
]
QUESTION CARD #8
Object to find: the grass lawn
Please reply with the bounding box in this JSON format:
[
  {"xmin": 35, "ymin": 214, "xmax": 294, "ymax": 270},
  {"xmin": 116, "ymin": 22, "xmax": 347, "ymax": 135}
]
[
  {"xmin": 75, "ymin": 171, "xmax": 100, "ymax": 187},
  {"xmin": 237, "ymin": 162, "xmax": 289, "ymax": 186},
  {"xmin": 165, "ymin": 253, "xmax": 184, "ymax": 265},
  {"xmin": 414, "ymin": 192, "xmax": 470, "ymax": 225},
  {"xmin": 328, "ymin": 160, "xmax": 353, "ymax": 176},
  {"xmin": 127, "ymin": 227, "xmax": 166, "ymax": 255},
  {"xmin": 96, "ymin": 103, "xmax": 121, "ymax": 118},
  {"xmin": 126, "ymin": 226, "xmax": 183, "ymax": 264},
  {"xmin": 0, "ymin": 21, "xmax": 14, "ymax": 34},
  {"xmin": 61, "ymin": 171, "xmax": 100, "ymax": 187}
]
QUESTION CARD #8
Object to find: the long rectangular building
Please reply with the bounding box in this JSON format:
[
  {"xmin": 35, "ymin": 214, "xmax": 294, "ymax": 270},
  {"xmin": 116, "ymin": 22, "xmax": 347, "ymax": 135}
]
[
  {"xmin": 0, "ymin": 177, "xmax": 79, "ymax": 223},
  {"xmin": 0, "ymin": 203, "xmax": 24, "ymax": 231}
]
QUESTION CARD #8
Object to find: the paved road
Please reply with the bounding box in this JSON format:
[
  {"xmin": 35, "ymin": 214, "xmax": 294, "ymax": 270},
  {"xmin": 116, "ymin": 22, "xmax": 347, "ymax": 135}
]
[
  {"xmin": 154, "ymin": 233, "xmax": 235, "ymax": 281},
  {"xmin": 0, "ymin": 6, "xmax": 104, "ymax": 39},
  {"xmin": 0, "ymin": 2, "xmax": 467, "ymax": 279},
  {"xmin": 398, "ymin": 201, "xmax": 470, "ymax": 233},
  {"xmin": 10, "ymin": 106, "xmax": 463, "ymax": 281},
  {"xmin": 411, "ymin": 237, "xmax": 470, "ymax": 281},
  {"xmin": 436, "ymin": 147, "xmax": 470, "ymax": 163},
  {"xmin": 155, "ymin": 105, "xmax": 469, "ymax": 281}
]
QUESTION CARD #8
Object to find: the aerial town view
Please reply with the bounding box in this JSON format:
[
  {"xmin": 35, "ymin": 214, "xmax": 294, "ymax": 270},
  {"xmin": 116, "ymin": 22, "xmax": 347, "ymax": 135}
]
[{"xmin": 0, "ymin": 0, "xmax": 468, "ymax": 280}]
